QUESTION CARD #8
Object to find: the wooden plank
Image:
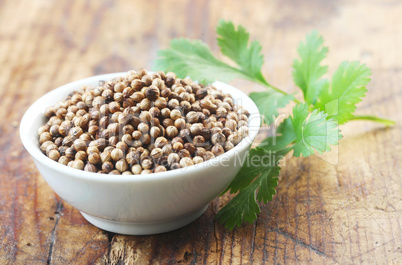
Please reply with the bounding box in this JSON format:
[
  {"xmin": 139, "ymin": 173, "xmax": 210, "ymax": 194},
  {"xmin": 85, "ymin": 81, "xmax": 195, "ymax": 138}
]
[{"xmin": 0, "ymin": 0, "xmax": 400, "ymax": 264}]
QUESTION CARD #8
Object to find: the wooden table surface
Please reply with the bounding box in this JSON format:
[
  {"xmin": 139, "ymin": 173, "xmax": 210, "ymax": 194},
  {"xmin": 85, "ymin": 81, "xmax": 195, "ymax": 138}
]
[{"xmin": 1, "ymin": 0, "xmax": 401, "ymax": 264}]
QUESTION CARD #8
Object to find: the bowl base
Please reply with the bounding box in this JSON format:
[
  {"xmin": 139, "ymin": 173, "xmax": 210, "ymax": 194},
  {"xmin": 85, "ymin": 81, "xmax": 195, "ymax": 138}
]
[{"xmin": 80, "ymin": 205, "xmax": 209, "ymax": 235}]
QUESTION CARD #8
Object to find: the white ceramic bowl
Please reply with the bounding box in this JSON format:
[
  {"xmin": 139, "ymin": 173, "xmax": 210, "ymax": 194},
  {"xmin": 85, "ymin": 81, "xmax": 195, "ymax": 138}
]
[{"xmin": 20, "ymin": 72, "xmax": 261, "ymax": 235}]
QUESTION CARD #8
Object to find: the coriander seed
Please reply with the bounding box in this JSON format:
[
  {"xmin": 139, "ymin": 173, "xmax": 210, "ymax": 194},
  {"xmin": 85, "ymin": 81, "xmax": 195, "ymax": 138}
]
[
  {"xmin": 140, "ymin": 149, "xmax": 149, "ymax": 161},
  {"xmin": 49, "ymin": 125, "xmax": 60, "ymax": 136},
  {"xmin": 75, "ymin": 150, "xmax": 87, "ymax": 161},
  {"xmin": 190, "ymin": 123, "xmax": 203, "ymax": 136},
  {"xmin": 114, "ymin": 82, "xmax": 126, "ymax": 93},
  {"xmin": 73, "ymin": 139, "xmax": 87, "ymax": 152},
  {"xmin": 225, "ymin": 141, "xmax": 234, "ymax": 151},
  {"xmin": 178, "ymin": 149, "xmax": 191, "ymax": 158},
  {"xmin": 170, "ymin": 163, "xmax": 181, "ymax": 170},
  {"xmin": 174, "ymin": 118, "xmax": 186, "ymax": 129},
  {"xmin": 238, "ymin": 125, "xmax": 249, "ymax": 138},
  {"xmin": 211, "ymin": 132, "xmax": 226, "ymax": 145},
  {"xmin": 150, "ymin": 126, "xmax": 161, "ymax": 138},
  {"xmin": 111, "ymin": 148, "xmax": 124, "ymax": 161},
  {"xmin": 138, "ymin": 123, "xmax": 149, "ymax": 134},
  {"xmin": 126, "ymin": 151, "xmax": 140, "ymax": 166},
  {"xmin": 122, "ymin": 86, "xmax": 134, "ymax": 98},
  {"xmin": 141, "ymin": 159, "xmax": 153, "ymax": 169},
  {"xmin": 155, "ymin": 97, "xmax": 167, "ymax": 109},
  {"xmin": 195, "ymin": 147, "xmax": 206, "ymax": 157},
  {"xmin": 212, "ymin": 144, "xmax": 225, "ymax": 156},
  {"xmin": 168, "ymin": 99, "xmax": 179, "ymax": 109},
  {"xmin": 173, "ymin": 142, "xmax": 183, "ymax": 151},
  {"xmin": 58, "ymin": 156, "xmax": 70, "ymax": 166},
  {"xmin": 141, "ymin": 169, "xmax": 152, "ymax": 175},
  {"xmin": 161, "ymin": 88, "xmax": 171, "ymax": 98},
  {"xmin": 131, "ymin": 79, "xmax": 143, "ymax": 91},
  {"xmin": 40, "ymin": 141, "xmax": 53, "ymax": 153},
  {"xmin": 154, "ymin": 165, "xmax": 167, "ymax": 173},
  {"xmin": 132, "ymin": 91, "xmax": 145, "ymax": 103},
  {"xmin": 162, "ymin": 144, "xmax": 173, "ymax": 155},
  {"xmin": 145, "ymin": 85, "xmax": 160, "ymax": 101},
  {"xmin": 109, "ymin": 102, "xmax": 120, "ymax": 113},
  {"xmin": 161, "ymin": 108, "xmax": 171, "ymax": 118},
  {"xmin": 88, "ymin": 153, "xmax": 100, "ymax": 164},
  {"xmin": 193, "ymin": 135, "xmax": 205, "ymax": 147},
  {"xmin": 149, "ymin": 107, "xmax": 160, "ymax": 118},
  {"xmin": 65, "ymin": 147, "xmax": 76, "ymax": 159},
  {"xmin": 200, "ymin": 98, "xmax": 217, "ymax": 111},
  {"xmin": 179, "ymin": 129, "xmax": 191, "ymax": 141},
  {"xmin": 86, "ymin": 146, "xmax": 99, "ymax": 155},
  {"xmin": 141, "ymin": 74, "xmax": 152, "ymax": 86},
  {"xmin": 116, "ymin": 141, "xmax": 128, "ymax": 152},
  {"xmin": 202, "ymin": 128, "xmax": 211, "ymax": 140},
  {"xmin": 154, "ymin": 137, "xmax": 168, "ymax": 148},
  {"xmin": 193, "ymin": 156, "xmax": 204, "ymax": 164},
  {"xmin": 180, "ymin": 101, "xmax": 191, "ymax": 112},
  {"xmin": 225, "ymin": 119, "xmax": 237, "ymax": 131},
  {"xmin": 162, "ymin": 118, "xmax": 174, "ymax": 128},
  {"xmin": 122, "ymin": 124, "xmax": 134, "ymax": 135},
  {"xmin": 71, "ymin": 160, "xmax": 85, "ymax": 170},
  {"xmin": 132, "ymin": 130, "xmax": 142, "ymax": 140},
  {"xmin": 140, "ymin": 134, "xmax": 151, "ymax": 145},
  {"xmin": 150, "ymin": 148, "xmax": 163, "ymax": 160},
  {"xmin": 228, "ymin": 132, "xmax": 242, "ymax": 145},
  {"xmin": 48, "ymin": 149, "xmax": 60, "ymax": 161},
  {"xmin": 139, "ymin": 111, "xmax": 152, "ymax": 124},
  {"xmin": 166, "ymin": 126, "xmax": 178, "ymax": 138},
  {"xmin": 180, "ymin": 157, "xmax": 194, "ymax": 168},
  {"xmin": 39, "ymin": 70, "xmax": 249, "ymax": 175},
  {"xmin": 115, "ymin": 159, "xmax": 128, "ymax": 172},
  {"xmin": 203, "ymin": 151, "xmax": 215, "ymax": 161},
  {"xmin": 170, "ymin": 109, "xmax": 181, "ymax": 120},
  {"xmin": 222, "ymin": 127, "xmax": 232, "ymax": 138},
  {"xmin": 102, "ymin": 161, "xmax": 114, "ymax": 173},
  {"xmin": 167, "ymin": 153, "xmax": 180, "ymax": 165},
  {"xmin": 84, "ymin": 163, "xmax": 97, "ymax": 172},
  {"xmin": 38, "ymin": 124, "xmax": 50, "ymax": 136},
  {"xmin": 131, "ymin": 164, "xmax": 142, "ymax": 175},
  {"xmin": 69, "ymin": 127, "xmax": 83, "ymax": 138},
  {"xmin": 237, "ymin": 120, "xmax": 248, "ymax": 128},
  {"xmin": 186, "ymin": 111, "xmax": 198, "ymax": 123},
  {"xmin": 39, "ymin": 132, "xmax": 52, "ymax": 145},
  {"xmin": 100, "ymin": 151, "xmax": 112, "ymax": 163}
]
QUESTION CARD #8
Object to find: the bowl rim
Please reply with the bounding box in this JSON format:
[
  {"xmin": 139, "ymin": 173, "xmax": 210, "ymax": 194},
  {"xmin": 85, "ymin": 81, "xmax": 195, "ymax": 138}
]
[{"xmin": 20, "ymin": 72, "xmax": 261, "ymax": 183}]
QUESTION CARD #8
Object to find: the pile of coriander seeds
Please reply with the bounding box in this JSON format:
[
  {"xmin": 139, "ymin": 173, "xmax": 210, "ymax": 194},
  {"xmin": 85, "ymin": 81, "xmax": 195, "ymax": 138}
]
[{"xmin": 38, "ymin": 69, "xmax": 250, "ymax": 175}]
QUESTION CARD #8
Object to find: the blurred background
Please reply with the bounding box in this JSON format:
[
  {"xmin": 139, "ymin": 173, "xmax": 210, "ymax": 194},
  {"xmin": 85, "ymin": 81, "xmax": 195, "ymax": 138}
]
[
  {"xmin": 1, "ymin": 0, "xmax": 401, "ymax": 264},
  {"xmin": 2, "ymin": 0, "xmax": 401, "ymax": 97}
]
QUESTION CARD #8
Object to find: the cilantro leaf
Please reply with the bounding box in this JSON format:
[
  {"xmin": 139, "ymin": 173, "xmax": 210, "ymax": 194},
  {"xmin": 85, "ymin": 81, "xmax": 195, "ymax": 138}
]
[
  {"xmin": 293, "ymin": 31, "xmax": 329, "ymax": 105},
  {"xmin": 217, "ymin": 20, "xmax": 267, "ymax": 84},
  {"xmin": 315, "ymin": 61, "xmax": 371, "ymax": 124},
  {"xmin": 223, "ymin": 147, "xmax": 268, "ymax": 194},
  {"xmin": 153, "ymin": 21, "xmax": 393, "ymax": 230},
  {"xmin": 258, "ymin": 117, "xmax": 296, "ymax": 150},
  {"xmin": 256, "ymin": 165, "xmax": 282, "ymax": 203},
  {"xmin": 249, "ymin": 91, "xmax": 294, "ymax": 124},
  {"xmin": 216, "ymin": 147, "xmax": 290, "ymax": 229},
  {"xmin": 216, "ymin": 180, "xmax": 261, "ymax": 230},
  {"xmin": 226, "ymin": 118, "xmax": 295, "ymax": 194},
  {"xmin": 291, "ymin": 103, "xmax": 341, "ymax": 157},
  {"xmin": 153, "ymin": 38, "xmax": 249, "ymax": 83}
]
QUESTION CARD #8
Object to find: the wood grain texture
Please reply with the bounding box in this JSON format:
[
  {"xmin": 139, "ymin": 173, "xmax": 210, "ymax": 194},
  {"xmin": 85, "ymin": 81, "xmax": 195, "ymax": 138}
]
[{"xmin": 0, "ymin": 0, "xmax": 401, "ymax": 264}]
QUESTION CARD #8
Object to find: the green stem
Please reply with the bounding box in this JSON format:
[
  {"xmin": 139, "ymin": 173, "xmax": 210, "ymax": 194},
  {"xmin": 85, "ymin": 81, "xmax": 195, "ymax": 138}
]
[
  {"xmin": 257, "ymin": 79, "xmax": 301, "ymax": 104},
  {"xmin": 349, "ymin": 115, "xmax": 396, "ymax": 126}
]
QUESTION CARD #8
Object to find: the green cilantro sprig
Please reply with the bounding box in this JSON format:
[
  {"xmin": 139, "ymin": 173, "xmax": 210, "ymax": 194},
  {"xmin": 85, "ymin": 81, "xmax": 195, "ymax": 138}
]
[{"xmin": 154, "ymin": 20, "xmax": 395, "ymax": 229}]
